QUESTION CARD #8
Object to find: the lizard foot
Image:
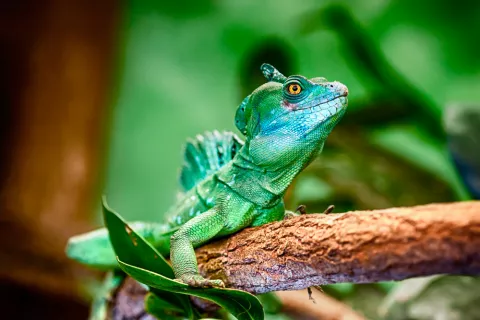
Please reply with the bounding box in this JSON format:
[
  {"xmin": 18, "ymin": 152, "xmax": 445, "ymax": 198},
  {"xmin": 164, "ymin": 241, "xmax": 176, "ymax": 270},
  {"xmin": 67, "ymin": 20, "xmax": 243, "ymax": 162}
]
[
  {"xmin": 284, "ymin": 205, "xmax": 308, "ymax": 219},
  {"xmin": 178, "ymin": 274, "xmax": 225, "ymax": 288},
  {"xmin": 284, "ymin": 210, "xmax": 297, "ymax": 219}
]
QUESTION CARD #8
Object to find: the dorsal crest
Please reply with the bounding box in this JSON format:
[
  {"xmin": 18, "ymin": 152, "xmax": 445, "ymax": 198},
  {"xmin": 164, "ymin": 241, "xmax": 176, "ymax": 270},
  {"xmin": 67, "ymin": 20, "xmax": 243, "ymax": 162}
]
[{"xmin": 179, "ymin": 131, "xmax": 244, "ymax": 192}]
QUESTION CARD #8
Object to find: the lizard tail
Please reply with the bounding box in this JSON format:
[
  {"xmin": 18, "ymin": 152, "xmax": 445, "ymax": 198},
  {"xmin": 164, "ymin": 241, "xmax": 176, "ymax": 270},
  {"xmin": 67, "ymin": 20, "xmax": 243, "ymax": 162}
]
[
  {"xmin": 179, "ymin": 130, "xmax": 244, "ymax": 192},
  {"xmin": 66, "ymin": 222, "xmax": 173, "ymax": 269}
]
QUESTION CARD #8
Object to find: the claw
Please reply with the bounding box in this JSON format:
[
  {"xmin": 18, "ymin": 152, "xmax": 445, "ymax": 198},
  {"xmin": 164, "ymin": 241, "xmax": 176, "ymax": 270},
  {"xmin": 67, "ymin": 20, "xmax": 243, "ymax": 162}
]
[
  {"xmin": 295, "ymin": 204, "xmax": 308, "ymax": 215},
  {"xmin": 178, "ymin": 274, "xmax": 225, "ymax": 288},
  {"xmin": 307, "ymin": 287, "xmax": 316, "ymax": 304},
  {"xmin": 323, "ymin": 205, "xmax": 335, "ymax": 214}
]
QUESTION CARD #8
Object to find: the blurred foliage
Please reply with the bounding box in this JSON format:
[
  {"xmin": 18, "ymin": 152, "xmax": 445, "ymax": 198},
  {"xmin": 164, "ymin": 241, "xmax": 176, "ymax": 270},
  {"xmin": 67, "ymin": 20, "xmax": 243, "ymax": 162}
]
[
  {"xmin": 104, "ymin": 0, "xmax": 477, "ymax": 220},
  {"xmin": 291, "ymin": 126, "xmax": 455, "ymax": 213},
  {"xmin": 444, "ymin": 104, "xmax": 480, "ymax": 199},
  {"xmin": 380, "ymin": 276, "xmax": 480, "ymax": 320},
  {"xmin": 99, "ymin": 0, "xmax": 479, "ymax": 319}
]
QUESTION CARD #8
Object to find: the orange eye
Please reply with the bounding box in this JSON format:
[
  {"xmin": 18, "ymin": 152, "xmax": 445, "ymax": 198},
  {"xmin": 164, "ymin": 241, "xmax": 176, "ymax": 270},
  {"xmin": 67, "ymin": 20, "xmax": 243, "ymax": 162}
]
[{"xmin": 287, "ymin": 83, "xmax": 302, "ymax": 95}]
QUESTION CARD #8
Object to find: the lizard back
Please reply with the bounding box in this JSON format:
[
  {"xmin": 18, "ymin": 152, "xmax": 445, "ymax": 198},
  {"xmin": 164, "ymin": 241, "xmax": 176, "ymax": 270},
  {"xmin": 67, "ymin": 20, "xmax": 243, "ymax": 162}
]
[{"xmin": 179, "ymin": 130, "xmax": 244, "ymax": 192}]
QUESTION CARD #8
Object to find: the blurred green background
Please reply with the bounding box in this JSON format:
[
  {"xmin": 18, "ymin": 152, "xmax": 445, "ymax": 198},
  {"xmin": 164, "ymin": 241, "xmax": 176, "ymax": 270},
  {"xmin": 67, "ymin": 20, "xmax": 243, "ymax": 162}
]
[
  {"xmin": 100, "ymin": 2, "xmax": 480, "ymax": 317},
  {"xmin": 104, "ymin": 0, "xmax": 478, "ymax": 221},
  {"xmin": 2, "ymin": 1, "xmax": 479, "ymax": 319}
]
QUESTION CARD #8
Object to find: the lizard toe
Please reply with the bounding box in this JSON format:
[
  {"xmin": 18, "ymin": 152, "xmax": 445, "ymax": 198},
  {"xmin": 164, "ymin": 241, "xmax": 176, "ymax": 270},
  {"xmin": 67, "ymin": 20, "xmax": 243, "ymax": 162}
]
[{"xmin": 180, "ymin": 274, "xmax": 225, "ymax": 288}]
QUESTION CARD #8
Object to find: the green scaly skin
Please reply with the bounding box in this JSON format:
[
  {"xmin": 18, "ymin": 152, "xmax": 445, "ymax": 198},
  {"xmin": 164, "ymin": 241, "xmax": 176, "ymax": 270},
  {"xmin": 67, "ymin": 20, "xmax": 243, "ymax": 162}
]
[{"xmin": 66, "ymin": 64, "xmax": 348, "ymax": 288}]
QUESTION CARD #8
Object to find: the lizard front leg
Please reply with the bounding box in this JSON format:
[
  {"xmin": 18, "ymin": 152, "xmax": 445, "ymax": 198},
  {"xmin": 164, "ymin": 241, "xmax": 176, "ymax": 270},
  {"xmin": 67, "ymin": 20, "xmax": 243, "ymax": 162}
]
[{"xmin": 170, "ymin": 207, "xmax": 226, "ymax": 288}]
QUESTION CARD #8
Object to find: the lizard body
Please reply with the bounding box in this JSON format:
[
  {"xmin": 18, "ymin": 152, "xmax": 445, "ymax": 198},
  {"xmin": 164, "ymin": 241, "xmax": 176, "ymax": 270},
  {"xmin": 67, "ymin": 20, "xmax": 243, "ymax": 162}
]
[{"xmin": 66, "ymin": 64, "xmax": 348, "ymax": 288}]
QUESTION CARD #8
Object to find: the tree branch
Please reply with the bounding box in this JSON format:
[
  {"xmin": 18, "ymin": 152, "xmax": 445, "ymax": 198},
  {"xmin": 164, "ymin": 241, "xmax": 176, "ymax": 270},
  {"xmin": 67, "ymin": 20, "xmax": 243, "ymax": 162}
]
[
  {"xmin": 195, "ymin": 201, "xmax": 480, "ymax": 294},
  {"xmin": 109, "ymin": 201, "xmax": 480, "ymax": 319}
]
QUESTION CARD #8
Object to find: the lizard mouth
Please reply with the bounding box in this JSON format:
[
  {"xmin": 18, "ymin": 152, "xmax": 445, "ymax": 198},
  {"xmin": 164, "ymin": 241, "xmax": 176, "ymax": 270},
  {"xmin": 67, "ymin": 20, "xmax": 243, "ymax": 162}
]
[
  {"xmin": 293, "ymin": 94, "xmax": 348, "ymax": 120},
  {"xmin": 295, "ymin": 93, "xmax": 348, "ymax": 111},
  {"xmin": 270, "ymin": 94, "xmax": 347, "ymax": 125}
]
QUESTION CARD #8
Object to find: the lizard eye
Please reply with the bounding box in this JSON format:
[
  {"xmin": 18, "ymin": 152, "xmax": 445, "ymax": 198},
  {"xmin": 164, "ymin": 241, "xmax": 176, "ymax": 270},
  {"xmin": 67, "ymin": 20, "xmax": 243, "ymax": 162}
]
[
  {"xmin": 287, "ymin": 83, "xmax": 302, "ymax": 95},
  {"xmin": 283, "ymin": 77, "xmax": 308, "ymax": 102}
]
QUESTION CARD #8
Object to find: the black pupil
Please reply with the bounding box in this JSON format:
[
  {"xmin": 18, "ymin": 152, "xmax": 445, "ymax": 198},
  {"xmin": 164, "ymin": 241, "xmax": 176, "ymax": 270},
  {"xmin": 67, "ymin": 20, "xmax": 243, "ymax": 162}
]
[{"xmin": 292, "ymin": 85, "xmax": 298, "ymax": 92}]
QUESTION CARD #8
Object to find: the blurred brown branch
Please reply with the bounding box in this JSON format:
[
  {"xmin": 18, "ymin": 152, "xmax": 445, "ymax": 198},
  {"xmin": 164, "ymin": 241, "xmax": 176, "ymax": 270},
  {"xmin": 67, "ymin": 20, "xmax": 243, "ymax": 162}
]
[
  {"xmin": 275, "ymin": 289, "xmax": 366, "ymax": 320},
  {"xmin": 196, "ymin": 201, "xmax": 480, "ymax": 293},
  {"xmin": 0, "ymin": 1, "xmax": 120, "ymax": 319}
]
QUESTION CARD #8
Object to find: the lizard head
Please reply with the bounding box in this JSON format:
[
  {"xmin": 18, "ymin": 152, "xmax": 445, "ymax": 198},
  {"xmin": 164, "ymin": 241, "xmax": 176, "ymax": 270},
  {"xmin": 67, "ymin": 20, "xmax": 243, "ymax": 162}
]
[{"xmin": 235, "ymin": 64, "xmax": 348, "ymax": 154}]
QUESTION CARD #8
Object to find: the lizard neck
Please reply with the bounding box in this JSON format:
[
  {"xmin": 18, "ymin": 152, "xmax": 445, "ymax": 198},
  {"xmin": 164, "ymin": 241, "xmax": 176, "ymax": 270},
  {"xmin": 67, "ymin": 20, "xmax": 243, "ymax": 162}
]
[{"xmin": 232, "ymin": 138, "xmax": 325, "ymax": 197}]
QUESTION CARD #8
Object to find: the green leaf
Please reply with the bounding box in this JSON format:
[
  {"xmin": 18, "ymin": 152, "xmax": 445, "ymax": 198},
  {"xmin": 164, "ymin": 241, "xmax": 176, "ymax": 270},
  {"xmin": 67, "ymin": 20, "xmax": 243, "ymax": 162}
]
[
  {"xmin": 103, "ymin": 196, "xmax": 173, "ymax": 277},
  {"xmin": 103, "ymin": 196, "xmax": 264, "ymax": 320},
  {"xmin": 102, "ymin": 197, "xmax": 195, "ymax": 318},
  {"xmin": 118, "ymin": 260, "xmax": 264, "ymax": 320},
  {"xmin": 145, "ymin": 292, "xmax": 186, "ymax": 319}
]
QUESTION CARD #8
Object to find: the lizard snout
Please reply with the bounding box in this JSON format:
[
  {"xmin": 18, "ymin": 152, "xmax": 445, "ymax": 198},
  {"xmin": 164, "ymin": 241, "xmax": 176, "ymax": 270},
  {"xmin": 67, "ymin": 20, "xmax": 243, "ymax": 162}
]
[{"xmin": 330, "ymin": 81, "xmax": 348, "ymax": 97}]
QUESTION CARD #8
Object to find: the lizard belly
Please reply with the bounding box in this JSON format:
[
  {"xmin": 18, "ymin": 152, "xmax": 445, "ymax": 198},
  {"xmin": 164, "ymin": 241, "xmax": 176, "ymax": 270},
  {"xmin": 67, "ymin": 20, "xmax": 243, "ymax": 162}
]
[
  {"xmin": 166, "ymin": 171, "xmax": 284, "ymax": 235},
  {"xmin": 251, "ymin": 199, "xmax": 286, "ymax": 226}
]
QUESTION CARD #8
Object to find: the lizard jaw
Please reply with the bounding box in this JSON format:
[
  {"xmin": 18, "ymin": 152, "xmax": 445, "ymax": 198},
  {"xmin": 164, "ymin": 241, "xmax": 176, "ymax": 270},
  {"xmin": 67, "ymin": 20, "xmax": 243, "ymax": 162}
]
[{"xmin": 293, "ymin": 95, "xmax": 348, "ymax": 123}]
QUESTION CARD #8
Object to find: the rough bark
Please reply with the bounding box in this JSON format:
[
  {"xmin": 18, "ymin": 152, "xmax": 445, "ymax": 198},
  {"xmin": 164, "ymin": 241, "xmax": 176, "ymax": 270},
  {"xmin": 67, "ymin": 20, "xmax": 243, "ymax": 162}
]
[
  {"xmin": 196, "ymin": 201, "xmax": 480, "ymax": 293},
  {"xmin": 110, "ymin": 201, "xmax": 480, "ymax": 319}
]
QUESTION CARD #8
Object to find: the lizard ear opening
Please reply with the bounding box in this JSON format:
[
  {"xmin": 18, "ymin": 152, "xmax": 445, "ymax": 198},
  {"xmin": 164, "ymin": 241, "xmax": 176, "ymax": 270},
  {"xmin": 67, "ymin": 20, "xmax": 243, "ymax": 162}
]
[
  {"xmin": 261, "ymin": 63, "xmax": 286, "ymax": 83},
  {"xmin": 235, "ymin": 96, "xmax": 251, "ymax": 136}
]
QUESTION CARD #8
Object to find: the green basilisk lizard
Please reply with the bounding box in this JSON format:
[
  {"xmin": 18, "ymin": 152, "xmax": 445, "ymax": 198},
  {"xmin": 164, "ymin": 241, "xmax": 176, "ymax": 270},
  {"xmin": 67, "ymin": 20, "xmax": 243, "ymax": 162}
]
[{"xmin": 67, "ymin": 63, "xmax": 348, "ymax": 288}]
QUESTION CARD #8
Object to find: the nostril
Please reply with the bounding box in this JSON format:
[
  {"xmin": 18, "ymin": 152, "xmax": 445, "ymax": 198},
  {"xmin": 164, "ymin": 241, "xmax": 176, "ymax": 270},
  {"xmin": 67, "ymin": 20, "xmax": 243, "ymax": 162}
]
[{"xmin": 335, "ymin": 82, "xmax": 348, "ymax": 96}]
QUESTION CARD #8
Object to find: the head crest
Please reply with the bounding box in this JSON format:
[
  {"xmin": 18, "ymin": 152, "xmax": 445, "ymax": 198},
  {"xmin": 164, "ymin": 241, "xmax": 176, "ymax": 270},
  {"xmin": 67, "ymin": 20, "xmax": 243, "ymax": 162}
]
[{"xmin": 260, "ymin": 63, "xmax": 286, "ymax": 83}]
